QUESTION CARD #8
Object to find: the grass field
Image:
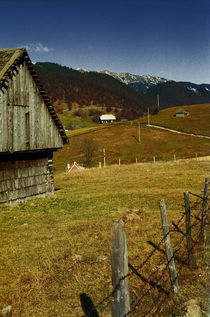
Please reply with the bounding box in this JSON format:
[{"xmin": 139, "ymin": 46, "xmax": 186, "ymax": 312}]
[
  {"xmin": 141, "ymin": 103, "xmax": 210, "ymax": 136},
  {"xmin": 0, "ymin": 103, "xmax": 209, "ymax": 316},
  {"xmin": 58, "ymin": 107, "xmax": 97, "ymax": 129},
  {"xmin": 54, "ymin": 123, "xmax": 210, "ymax": 172},
  {"xmin": 0, "ymin": 160, "xmax": 209, "ymax": 316},
  {"xmin": 58, "ymin": 103, "xmax": 210, "ymax": 137}
]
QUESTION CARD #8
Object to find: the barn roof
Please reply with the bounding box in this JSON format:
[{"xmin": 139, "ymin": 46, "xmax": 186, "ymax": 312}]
[{"xmin": 0, "ymin": 48, "xmax": 68, "ymax": 144}]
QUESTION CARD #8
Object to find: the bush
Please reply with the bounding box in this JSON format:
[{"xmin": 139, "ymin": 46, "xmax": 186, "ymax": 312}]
[
  {"xmin": 80, "ymin": 137, "xmax": 99, "ymax": 167},
  {"xmin": 74, "ymin": 109, "xmax": 83, "ymax": 117},
  {"xmin": 106, "ymin": 106, "xmax": 112, "ymax": 112},
  {"xmin": 89, "ymin": 109, "xmax": 102, "ymax": 117}
]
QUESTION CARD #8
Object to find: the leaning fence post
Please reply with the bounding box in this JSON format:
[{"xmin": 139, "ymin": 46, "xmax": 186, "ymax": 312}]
[
  {"xmin": 201, "ymin": 178, "xmax": 208, "ymax": 237},
  {"xmin": 184, "ymin": 192, "xmax": 196, "ymax": 268},
  {"xmin": 159, "ymin": 200, "xmax": 180, "ymax": 295},
  {"xmin": 111, "ymin": 220, "xmax": 130, "ymax": 317}
]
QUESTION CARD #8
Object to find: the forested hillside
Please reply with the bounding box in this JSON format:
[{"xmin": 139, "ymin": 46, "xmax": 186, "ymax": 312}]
[
  {"xmin": 131, "ymin": 81, "xmax": 207, "ymax": 109},
  {"xmin": 34, "ymin": 62, "xmax": 152, "ymax": 120}
]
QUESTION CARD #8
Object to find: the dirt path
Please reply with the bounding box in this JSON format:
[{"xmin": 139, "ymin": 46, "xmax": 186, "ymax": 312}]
[{"xmin": 147, "ymin": 124, "xmax": 210, "ymax": 140}]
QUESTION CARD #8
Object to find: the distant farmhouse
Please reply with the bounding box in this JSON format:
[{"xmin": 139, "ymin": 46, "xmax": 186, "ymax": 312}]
[
  {"xmin": 99, "ymin": 114, "xmax": 116, "ymax": 124},
  {"xmin": 173, "ymin": 109, "xmax": 189, "ymax": 117},
  {"xmin": 0, "ymin": 48, "xmax": 68, "ymax": 205}
]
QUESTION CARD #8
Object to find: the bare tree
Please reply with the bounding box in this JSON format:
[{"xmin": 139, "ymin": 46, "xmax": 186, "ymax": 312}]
[{"xmin": 80, "ymin": 137, "xmax": 99, "ymax": 167}]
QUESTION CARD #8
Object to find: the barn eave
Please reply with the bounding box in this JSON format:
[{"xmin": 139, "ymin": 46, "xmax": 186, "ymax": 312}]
[{"xmin": 0, "ymin": 48, "xmax": 69, "ymax": 145}]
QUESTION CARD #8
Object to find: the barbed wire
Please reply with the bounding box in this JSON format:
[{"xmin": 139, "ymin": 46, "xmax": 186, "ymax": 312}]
[{"xmin": 82, "ymin": 186, "xmax": 208, "ymax": 317}]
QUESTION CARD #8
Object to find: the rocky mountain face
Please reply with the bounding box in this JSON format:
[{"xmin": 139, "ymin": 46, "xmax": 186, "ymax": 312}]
[
  {"xmin": 79, "ymin": 68, "xmax": 210, "ymax": 102},
  {"xmin": 79, "ymin": 68, "xmax": 168, "ymax": 90}
]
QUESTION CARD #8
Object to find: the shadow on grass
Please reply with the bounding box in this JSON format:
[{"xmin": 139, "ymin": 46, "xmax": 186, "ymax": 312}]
[
  {"xmin": 54, "ymin": 187, "xmax": 62, "ymax": 191},
  {"xmin": 80, "ymin": 293, "xmax": 99, "ymax": 317}
]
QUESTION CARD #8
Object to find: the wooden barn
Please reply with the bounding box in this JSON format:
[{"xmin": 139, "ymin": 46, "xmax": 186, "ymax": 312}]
[{"xmin": 0, "ymin": 48, "xmax": 68, "ymax": 205}]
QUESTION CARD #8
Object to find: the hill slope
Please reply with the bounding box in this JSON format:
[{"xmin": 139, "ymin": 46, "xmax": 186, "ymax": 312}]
[
  {"xmin": 34, "ymin": 62, "xmax": 152, "ymax": 119},
  {"xmin": 134, "ymin": 81, "xmax": 207, "ymax": 108},
  {"xmin": 142, "ymin": 103, "xmax": 210, "ymax": 136},
  {"xmin": 34, "ymin": 63, "xmax": 209, "ymax": 121},
  {"xmin": 79, "ymin": 68, "xmax": 210, "ymax": 105},
  {"xmin": 54, "ymin": 123, "xmax": 210, "ymax": 171}
]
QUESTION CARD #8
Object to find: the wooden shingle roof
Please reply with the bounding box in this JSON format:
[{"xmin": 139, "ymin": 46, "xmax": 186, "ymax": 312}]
[{"xmin": 0, "ymin": 48, "xmax": 68, "ymax": 144}]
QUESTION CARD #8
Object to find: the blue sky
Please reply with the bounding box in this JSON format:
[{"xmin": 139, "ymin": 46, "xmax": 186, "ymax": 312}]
[{"xmin": 1, "ymin": 0, "xmax": 209, "ymax": 84}]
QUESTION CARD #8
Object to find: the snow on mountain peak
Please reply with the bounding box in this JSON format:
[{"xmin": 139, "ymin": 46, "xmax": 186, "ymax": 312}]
[{"xmin": 77, "ymin": 68, "xmax": 169, "ymax": 90}]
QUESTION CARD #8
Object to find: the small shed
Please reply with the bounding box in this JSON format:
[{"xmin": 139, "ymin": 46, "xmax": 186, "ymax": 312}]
[
  {"xmin": 173, "ymin": 109, "xmax": 189, "ymax": 117},
  {"xmin": 66, "ymin": 162, "xmax": 84, "ymax": 173},
  {"xmin": 99, "ymin": 114, "xmax": 116, "ymax": 124},
  {"xmin": 0, "ymin": 48, "xmax": 68, "ymax": 205}
]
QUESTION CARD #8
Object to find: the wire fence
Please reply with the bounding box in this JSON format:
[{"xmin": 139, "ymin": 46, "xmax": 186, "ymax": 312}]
[
  {"xmin": 1, "ymin": 180, "xmax": 208, "ymax": 317},
  {"xmin": 77, "ymin": 178, "xmax": 209, "ymax": 317}
]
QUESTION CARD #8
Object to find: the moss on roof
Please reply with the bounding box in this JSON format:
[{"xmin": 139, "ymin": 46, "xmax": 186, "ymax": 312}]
[{"xmin": 0, "ymin": 48, "xmax": 26, "ymax": 80}]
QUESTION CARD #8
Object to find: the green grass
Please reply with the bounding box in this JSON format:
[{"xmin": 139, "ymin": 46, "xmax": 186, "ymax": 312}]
[
  {"xmin": 57, "ymin": 105, "xmax": 118, "ymax": 130},
  {"xmin": 58, "ymin": 107, "xmax": 97, "ymax": 129},
  {"xmin": 0, "ymin": 160, "xmax": 209, "ymax": 316}
]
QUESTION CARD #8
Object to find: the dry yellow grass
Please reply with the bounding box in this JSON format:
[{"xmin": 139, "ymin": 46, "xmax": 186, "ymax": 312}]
[
  {"xmin": 0, "ymin": 160, "xmax": 209, "ymax": 316},
  {"xmin": 54, "ymin": 123, "xmax": 210, "ymax": 172},
  {"xmin": 140, "ymin": 103, "xmax": 210, "ymax": 136}
]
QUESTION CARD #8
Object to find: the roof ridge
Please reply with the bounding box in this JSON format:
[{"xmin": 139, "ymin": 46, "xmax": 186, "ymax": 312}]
[
  {"xmin": 0, "ymin": 47, "xmax": 68, "ymax": 144},
  {"xmin": 0, "ymin": 48, "xmax": 26, "ymax": 81}
]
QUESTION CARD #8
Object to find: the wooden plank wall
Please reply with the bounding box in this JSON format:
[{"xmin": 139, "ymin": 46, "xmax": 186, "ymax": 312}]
[
  {"xmin": 0, "ymin": 61, "xmax": 63, "ymax": 153},
  {"xmin": 0, "ymin": 158, "xmax": 54, "ymax": 205},
  {"xmin": 0, "ymin": 89, "xmax": 8, "ymax": 152}
]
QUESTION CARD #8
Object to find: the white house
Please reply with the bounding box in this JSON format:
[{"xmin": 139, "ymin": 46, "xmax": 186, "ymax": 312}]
[{"xmin": 99, "ymin": 114, "xmax": 116, "ymax": 124}]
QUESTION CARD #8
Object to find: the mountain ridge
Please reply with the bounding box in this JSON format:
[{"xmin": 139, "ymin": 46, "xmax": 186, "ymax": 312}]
[{"xmin": 34, "ymin": 62, "xmax": 209, "ymax": 119}]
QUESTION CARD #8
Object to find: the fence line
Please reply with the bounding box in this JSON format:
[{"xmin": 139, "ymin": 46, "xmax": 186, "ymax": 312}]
[
  {"xmin": 88, "ymin": 178, "xmax": 209, "ymax": 317},
  {"xmin": 3, "ymin": 180, "xmax": 207, "ymax": 316}
]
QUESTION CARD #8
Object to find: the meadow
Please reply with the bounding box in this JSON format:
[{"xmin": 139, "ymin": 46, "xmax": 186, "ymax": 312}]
[
  {"xmin": 0, "ymin": 159, "xmax": 209, "ymax": 316},
  {"xmin": 54, "ymin": 123, "xmax": 210, "ymax": 172},
  {"xmin": 58, "ymin": 103, "xmax": 210, "ymax": 137},
  {"xmin": 140, "ymin": 103, "xmax": 210, "ymax": 136},
  {"xmin": 0, "ymin": 103, "xmax": 209, "ymax": 316}
]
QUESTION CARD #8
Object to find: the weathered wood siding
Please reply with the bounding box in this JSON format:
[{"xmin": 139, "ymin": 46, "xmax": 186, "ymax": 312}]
[
  {"xmin": 0, "ymin": 158, "xmax": 53, "ymax": 205},
  {"xmin": 0, "ymin": 61, "xmax": 63, "ymax": 153}
]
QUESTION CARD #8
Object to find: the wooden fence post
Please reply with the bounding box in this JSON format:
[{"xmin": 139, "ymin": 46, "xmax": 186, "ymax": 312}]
[
  {"xmin": 201, "ymin": 178, "xmax": 208, "ymax": 237},
  {"xmin": 0, "ymin": 306, "xmax": 12, "ymax": 317},
  {"xmin": 184, "ymin": 192, "xmax": 196, "ymax": 268},
  {"xmin": 159, "ymin": 200, "xmax": 180, "ymax": 295},
  {"xmin": 111, "ymin": 220, "xmax": 130, "ymax": 317},
  {"xmin": 103, "ymin": 148, "xmax": 106, "ymax": 167}
]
